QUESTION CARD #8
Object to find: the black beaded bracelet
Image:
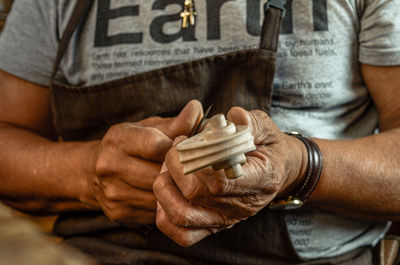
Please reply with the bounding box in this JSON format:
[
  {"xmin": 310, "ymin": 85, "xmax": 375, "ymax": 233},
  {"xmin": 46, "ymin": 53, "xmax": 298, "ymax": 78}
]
[{"xmin": 269, "ymin": 132, "xmax": 323, "ymax": 210}]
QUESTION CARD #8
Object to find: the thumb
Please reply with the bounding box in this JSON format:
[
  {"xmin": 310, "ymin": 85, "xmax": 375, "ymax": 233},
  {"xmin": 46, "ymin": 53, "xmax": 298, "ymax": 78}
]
[
  {"xmin": 139, "ymin": 100, "xmax": 203, "ymax": 139},
  {"xmin": 159, "ymin": 135, "xmax": 187, "ymax": 174},
  {"xmin": 227, "ymin": 107, "xmax": 275, "ymax": 145},
  {"xmin": 226, "ymin": 107, "xmax": 252, "ymax": 127},
  {"xmin": 167, "ymin": 100, "xmax": 204, "ymax": 138}
]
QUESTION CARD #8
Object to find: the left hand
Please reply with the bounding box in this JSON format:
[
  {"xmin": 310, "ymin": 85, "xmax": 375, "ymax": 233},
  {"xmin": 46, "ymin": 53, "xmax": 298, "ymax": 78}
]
[
  {"xmin": 84, "ymin": 100, "xmax": 203, "ymax": 225},
  {"xmin": 153, "ymin": 107, "xmax": 307, "ymax": 247}
]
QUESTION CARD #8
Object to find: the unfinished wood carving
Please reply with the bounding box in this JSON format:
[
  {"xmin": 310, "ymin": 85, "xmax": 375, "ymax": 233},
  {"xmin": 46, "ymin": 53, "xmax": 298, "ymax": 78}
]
[{"xmin": 176, "ymin": 114, "xmax": 256, "ymax": 179}]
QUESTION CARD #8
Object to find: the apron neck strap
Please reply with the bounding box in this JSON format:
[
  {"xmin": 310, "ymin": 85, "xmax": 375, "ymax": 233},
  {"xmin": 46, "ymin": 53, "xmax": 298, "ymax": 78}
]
[
  {"xmin": 260, "ymin": 0, "xmax": 286, "ymax": 52},
  {"xmin": 49, "ymin": 0, "xmax": 93, "ymax": 85},
  {"xmin": 49, "ymin": 0, "xmax": 285, "ymax": 85}
]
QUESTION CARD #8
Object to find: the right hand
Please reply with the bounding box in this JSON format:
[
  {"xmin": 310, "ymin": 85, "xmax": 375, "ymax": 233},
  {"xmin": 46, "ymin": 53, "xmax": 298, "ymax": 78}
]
[
  {"xmin": 153, "ymin": 107, "xmax": 306, "ymax": 246},
  {"xmin": 84, "ymin": 100, "xmax": 203, "ymax": 225}
]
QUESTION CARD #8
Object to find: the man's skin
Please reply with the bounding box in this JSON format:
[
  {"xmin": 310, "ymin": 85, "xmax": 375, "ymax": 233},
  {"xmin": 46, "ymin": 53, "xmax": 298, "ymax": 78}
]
[
  {"xmin": 0, "ymin": 64, "xmax": 399, "ymax": 247},
  {"xmin": 0, "ymin": 72, "xmax": 203, "ymax": 224}
]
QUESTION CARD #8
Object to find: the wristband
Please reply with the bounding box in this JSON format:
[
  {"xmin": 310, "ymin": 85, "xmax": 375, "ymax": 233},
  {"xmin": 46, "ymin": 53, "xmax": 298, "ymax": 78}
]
[{"xmin": 268, "ymin": 132, "xmax": 323, "ymax": 210}]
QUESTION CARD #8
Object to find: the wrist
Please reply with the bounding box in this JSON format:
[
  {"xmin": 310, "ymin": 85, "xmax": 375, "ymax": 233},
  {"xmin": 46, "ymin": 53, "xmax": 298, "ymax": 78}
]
[
  {"xmin": 277, "ymin": 132, "xmax": 308, "ymax": 199},
  {"xmin": 75, "ymin": 140, "xmax": 101, "ymax": 208},
  {"xmin": 270, "ymin": 132, "xmax": 323, "ymax": 210}
]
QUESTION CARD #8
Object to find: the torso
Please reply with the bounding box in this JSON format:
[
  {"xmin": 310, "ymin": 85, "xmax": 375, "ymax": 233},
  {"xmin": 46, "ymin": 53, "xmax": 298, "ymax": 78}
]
[{"xmin": 53, "ymin": 0, "xmax": 387, "ymax": 259}]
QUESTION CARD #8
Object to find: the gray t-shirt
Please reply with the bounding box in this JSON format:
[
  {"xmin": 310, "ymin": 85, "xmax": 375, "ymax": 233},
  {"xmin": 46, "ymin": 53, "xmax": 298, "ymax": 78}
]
[{"xmin": 1, "ymin": 0, "xmax": 400, "ymax": 260}]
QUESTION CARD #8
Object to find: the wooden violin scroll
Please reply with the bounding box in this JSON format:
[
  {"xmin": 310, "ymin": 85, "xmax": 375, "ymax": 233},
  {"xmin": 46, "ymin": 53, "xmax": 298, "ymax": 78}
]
[{"xmin": 176, "ymin": 114, "xmax": 256, "ymax": 179}]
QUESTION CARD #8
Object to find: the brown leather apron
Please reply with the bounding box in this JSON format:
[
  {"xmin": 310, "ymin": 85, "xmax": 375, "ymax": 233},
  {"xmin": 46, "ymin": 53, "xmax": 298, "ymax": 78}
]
[{"xmin": 50, "ymin": 1, "xmax": 374, "ymax": 264}]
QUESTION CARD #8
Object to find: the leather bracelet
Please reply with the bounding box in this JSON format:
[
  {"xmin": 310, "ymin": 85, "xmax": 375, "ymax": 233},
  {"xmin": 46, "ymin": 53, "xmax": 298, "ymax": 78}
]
[{"xmin": 268, "ymin": 132, "xmax": 323, "ymax": 210}]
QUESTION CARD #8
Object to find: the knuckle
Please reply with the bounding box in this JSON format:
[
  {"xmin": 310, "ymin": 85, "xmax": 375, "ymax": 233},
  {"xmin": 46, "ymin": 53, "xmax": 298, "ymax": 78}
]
[
  {"xmin": 103, "ymin": 124, "xmax": 122, "ymax": 145},
  {"xmin": 94, "ymin": 145, "xmax": 122, "ymax": 176},
  {"xmin": 152, "ymin": 176, "xmax": 162, "ymax": 193},
  {"xmin": 107, "ymin": 209, "xmax": 124, "ymax": 222},
  {"xmin": 207, "ymin": 178, "xmax": 229, "ymax": 195},
  {"xmin": 150, "ymin": 128, "xmax": 170, "ymax": 146},
  {"xmin": 102, "ymin": 183, "xmax": 119, "ymax": 201},
  {"xmin": 95, "ymin": 154, "xmax": 113, "ymax": 175},
  {"xmin": 152, "ymin": 174, "xmax": 167, "ymax": 196},
  {"xmin": 144, "ymin": 127, "xmax": 171, "ymax": 157},
  {"xmin": 102, "ymin": 203, "xmax": 120, "ymax": 220},
  {"xmin": 155, "ymin": 210, "xmax": 168, "ymax": 229},
  {"xmin": 181, "ymin": 182, "xmax": 197, "ymax": 200},
  {"xmin": 177, "ymin": 237, "xmax": 196, "ymax": 248},
  {"xmin": 155, "ymin": 216, "xmax": 195, "ymax": 248},
  {"xmin": 170, "ymin": 208, "xmax": 190, "ymax": 227},
  {"xmin": 145, "ymin": 127, "xmax": 162, "ymax": 140}
]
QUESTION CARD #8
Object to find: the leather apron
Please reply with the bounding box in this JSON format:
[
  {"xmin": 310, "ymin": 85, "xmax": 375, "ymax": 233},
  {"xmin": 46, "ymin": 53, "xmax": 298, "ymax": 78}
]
[{"xmin": 50, "ymin": 1, "xmax": 374, "ymax": 264}]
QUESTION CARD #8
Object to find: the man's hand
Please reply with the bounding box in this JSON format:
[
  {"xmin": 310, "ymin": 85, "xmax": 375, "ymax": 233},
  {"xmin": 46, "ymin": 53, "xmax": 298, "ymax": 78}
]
[
  {"xmin": 153, "ymin": 107, "xmax": 306, "ymax": 246},
  {"xmin": 84, "ymin": 100, "xmax": 203, "ymax": 225}
]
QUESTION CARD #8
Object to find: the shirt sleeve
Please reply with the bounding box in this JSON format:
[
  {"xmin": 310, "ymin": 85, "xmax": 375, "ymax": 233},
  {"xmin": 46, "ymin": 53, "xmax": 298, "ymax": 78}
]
[
  {"xmin": 0, "ymin": 0, "xmax": 59, "ymax": 86},
  {"xmin": 358, "ymin": 0, "xmax": 400, "ymax": 66}
]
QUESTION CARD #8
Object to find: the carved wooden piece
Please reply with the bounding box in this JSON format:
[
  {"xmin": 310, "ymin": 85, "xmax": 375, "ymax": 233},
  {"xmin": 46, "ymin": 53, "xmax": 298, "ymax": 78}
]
[{"xmin": 176, "ymin": 114, "xmax": 256, "ymax": 178}]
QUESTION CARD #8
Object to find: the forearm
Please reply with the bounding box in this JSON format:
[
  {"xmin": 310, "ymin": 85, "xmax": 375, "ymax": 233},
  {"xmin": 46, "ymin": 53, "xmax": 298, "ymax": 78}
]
[
  {"xmin": 0, "ymin": 122, "xmax": 99, "ymax": 215},
  {"xmin": 309, "ymin": 128, "xmax": 400, "ymax": 221}
]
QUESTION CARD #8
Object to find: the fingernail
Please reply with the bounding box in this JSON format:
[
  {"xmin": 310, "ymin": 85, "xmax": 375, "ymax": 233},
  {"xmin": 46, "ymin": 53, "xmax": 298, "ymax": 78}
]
[
  {"xmin": 156, "ymin": 201, "xmax": 162, "ymax": 212},
  {"xmin": 160, "ymin": 162, "xmax": 168, "ymax": 174},
  {"xmin": 173, "ymin": 135, "xmax": 187, "ymax": 147}
]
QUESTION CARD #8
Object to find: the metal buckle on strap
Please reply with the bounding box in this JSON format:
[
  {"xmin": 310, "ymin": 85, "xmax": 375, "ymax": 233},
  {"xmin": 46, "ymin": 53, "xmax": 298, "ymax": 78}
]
[{"xmin": 264, "ymin": 0, "xmax": 286, "ymax": 17}]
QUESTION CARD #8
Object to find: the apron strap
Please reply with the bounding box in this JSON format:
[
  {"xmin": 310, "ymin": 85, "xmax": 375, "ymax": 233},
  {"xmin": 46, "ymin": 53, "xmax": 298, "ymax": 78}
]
[
  {"xmin": 49, "ymin": 0, "xmax": 93, "ymax": 85},
  {"xmin": 260, "ymin": 0, "xmax": 286, "ymax": 52},
  {"xmin": 49, "ymin": 0, "xmax": 285, "ymax": 85}
]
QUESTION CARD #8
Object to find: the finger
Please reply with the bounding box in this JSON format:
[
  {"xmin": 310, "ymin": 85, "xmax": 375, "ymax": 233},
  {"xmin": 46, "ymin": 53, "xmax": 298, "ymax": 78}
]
[
  {"xmin": 156, "ymin": 202, "xmax": 212, "ymax": 247},
  {"xmin": 226, "ymin": 106, "xmax": 252, "ymax": 127},
  {"xmin": 153, "ymin": 172, "xmax": 228, "ymax": 227},
  {"xmin": 203, "ymin": 149, "xmax": 279, "ymax": 196},
  {"xmin": 106, "ymin": 123, "xmax": 173, "ymax": 162},
  {"xmin": 160, "ymin": 150, "xmax": 271, "ymax": 223},
  {"xmin": 167, "ymin": 143, "xmax": 276, "ymax": 197},
  {"xmin": 166, "ymin": 137, "xmax": 237, "ymax": 199},
  {"xmin": 164, "ymin": 112, "xmax": 277, "ymax": 199},
  {"xmin": 104, "ymin": 204, "xmax": 155, "ymax": 225},
  {"xmin": 118, "ymin": 210, "xmax": 155, "ymax": 225},
  {"xmin": 193, "ymin": 195, "xmax": 258, "ymax": 222},
  {"xmin": 209, "ymin": 150, "xmax": 280, "ymax": 196},
  {"xmin": 119, "ymin": 156, "xmax": 161, "ymax": 190},
  {"xmin": 227, "ymin": 108, "xmax": 279, "ymax": 145},
  {"xmin": 165, "ymin": 139, "xmax": 211, "ymax": 200},
  {"xmin": 137, "ymin": 100, "xmax": 204, "ymax": 139},
  {"xmin": 168, "ymin": 99, "xmax": 203, "ymax": 138},
  {"xmin": 95, "ymin": 178, "xmax": 157, "ymax": 211},
  {"xmin": 96, "ymin": 153, "xmax": 161, "ymax": 190}
]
